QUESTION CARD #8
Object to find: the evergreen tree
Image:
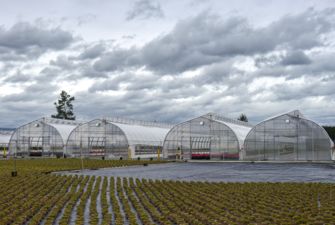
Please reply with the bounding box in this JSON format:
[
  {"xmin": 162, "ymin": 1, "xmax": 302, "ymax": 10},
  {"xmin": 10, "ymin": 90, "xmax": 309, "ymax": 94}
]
[
  {"xmin": 51, "ymin": 90, "xmax": 75, "ymax": 120},
  {"xmin": 323, "ymin": 126, "xmax": 335, "ymax": 141},
  {"xmin": 237, "ymin": 113, "xmax": 248, "ymax": 122}
]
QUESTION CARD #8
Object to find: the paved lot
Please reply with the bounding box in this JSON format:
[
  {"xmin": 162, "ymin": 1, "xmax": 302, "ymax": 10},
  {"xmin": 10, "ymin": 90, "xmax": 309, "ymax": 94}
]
[{"xmin": 62, "ymin": 162, "xmax": 335, "ymax": 182}]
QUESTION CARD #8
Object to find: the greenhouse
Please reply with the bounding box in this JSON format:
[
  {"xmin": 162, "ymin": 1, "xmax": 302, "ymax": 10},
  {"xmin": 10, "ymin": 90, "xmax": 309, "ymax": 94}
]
[
  {"xmin": 163, "ymin": 113, "xmax": 253, "ymax": 160},
  {"xmin": 9, "ymin": 118, "xmax": 81, "ymax": 157},
  {"xmin": 66, "ymin": 117, "xmax": 172, "ymax": 158},
  {"xmin": 0, "ymin": 130, "xmax": 12, "ymax": 157},
  {"xmin": 243, "ymin": 110, "xmax": 334, "ymax": 161}
]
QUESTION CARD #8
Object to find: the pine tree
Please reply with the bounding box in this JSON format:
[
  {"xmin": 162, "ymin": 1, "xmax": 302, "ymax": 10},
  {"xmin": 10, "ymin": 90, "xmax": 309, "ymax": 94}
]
[
  {"xmin": 51, "ymin": 90, "xmax": 76, "ymax": 120},
  {"xmin": 237, "ymin": 113, "xmax": 248, "ymax": 122}
]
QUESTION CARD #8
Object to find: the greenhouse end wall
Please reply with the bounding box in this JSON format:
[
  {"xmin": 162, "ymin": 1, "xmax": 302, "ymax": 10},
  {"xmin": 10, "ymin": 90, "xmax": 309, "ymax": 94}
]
[
  {"xmin": 66, "ymin": 119, "xmax": 129, "ymax": 158},
  {"xmin": 9, "ymin": 118, "xmax": 80, "ymax": 157},
  {"xmin": 243, "ymin": 111, "xmax": 333, "ymax": 161},
  {"xmin": 0, "ymin": 131, "xmax": 11, "ymax": 157},
  {"xmin": 9, "ymin": 121, "xmax": 64, "ymax": 157},
  {"xmin": 163, "ymin": 114, "xmax": 251, "ymax": 160}
]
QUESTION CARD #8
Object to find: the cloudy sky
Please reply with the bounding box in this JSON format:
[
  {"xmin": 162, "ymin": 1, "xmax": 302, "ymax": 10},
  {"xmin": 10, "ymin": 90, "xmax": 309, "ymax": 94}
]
[{"xmin": 0, "ymin": 0, "xmax": 335, "ymax": 128}]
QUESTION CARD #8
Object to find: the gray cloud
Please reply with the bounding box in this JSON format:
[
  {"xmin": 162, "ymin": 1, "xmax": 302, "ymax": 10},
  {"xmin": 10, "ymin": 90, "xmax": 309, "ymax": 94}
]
[
  {"xmin": 281, "ymin": 51, "xmax": 312, "ymax": 66},
  {"xmin": 88, "ymin": 78, "xmax": 120, "ymax": 92},
  {"xmin": 37, "ymin": 67, "xmax": 64, "ymax": 82},
  {"xmin": 50, "ymin": 55, "xmax": 77, "ymax": 70},
  {"xmin": 126, "ymin": 0, "xmax": 164, "ymax": 21},
  {"xmin": 140, "ymin": 9, "xmax": 333, "ymax": 74},
  {"xmin": 93, "ymin": 48, "xmax": 140, "ymax": 72},
  {"xmin": 4, "ymin": 70, "xmax": 31, "ymax": 83},
  {"xmin": 2, "ymin": 7, "xmax": 335, "ymax": 128},
  {"xmin": 2, "ymin": 82, "xmax": 58, "ymax": 103},
  {"xmin": 0, "ymin": 22, "xmax": 75, "ymax": 58},
  {"xmin": 252, "ymin": 51, "xmax": 335, "ymax": 79},
  {"xmin": 94, "ymin": 8, "xmax": 335, "ymax": 75},
  {"xmin": 271, "ymin": 76, "xmax": 335, "ymax": 101},
  {"xmin": 77, "ymin": 43, "xmax": 106, "ymax": 60}
]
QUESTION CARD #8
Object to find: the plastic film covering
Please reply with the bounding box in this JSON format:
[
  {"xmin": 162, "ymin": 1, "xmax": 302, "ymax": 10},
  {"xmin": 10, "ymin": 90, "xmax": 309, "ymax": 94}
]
[
  {"xmin": 9, "ymin": 118, "xmax": 80, "ymax": 157},
  {"xmin": 0, "ymin": 131, "xmax": 11, "ymax": 152},
  {"xmin": 163, "ymin": 113, "xmax": 252, "ymax": 160},
  {"xmin": 0, "ymin": 133, "xmax": 11, "ymax": 145},
  {"xmin": 111, "ymin": 122, "xmax": 170, "ymax": 146},
  {"xmin": 243, "ymin": 110, "xmax": 333, "ymax": 161},
  {"xmin": 66, "ymin": 118, "xmax": 171, "ymax": 158},
  {"xmin": 66, "ymin": 119, "xmax": 129, "ymax": 158}
]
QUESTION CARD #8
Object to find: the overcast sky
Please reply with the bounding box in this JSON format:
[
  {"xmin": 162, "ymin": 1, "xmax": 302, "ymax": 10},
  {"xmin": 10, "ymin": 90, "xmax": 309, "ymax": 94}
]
[{"xmin": 0, "ymin": 0, "xmax": 335, "ymax": 128}]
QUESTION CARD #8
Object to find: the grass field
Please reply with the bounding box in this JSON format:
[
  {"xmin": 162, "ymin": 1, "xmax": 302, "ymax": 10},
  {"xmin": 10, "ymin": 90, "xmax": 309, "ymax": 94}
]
[
  {"xmin": 1, "ymin": 159, "xmax": 335, "ymax": 224},
  {"xmin": 0, "ymin": 158, "xmax": 165, "ymax": 176}
]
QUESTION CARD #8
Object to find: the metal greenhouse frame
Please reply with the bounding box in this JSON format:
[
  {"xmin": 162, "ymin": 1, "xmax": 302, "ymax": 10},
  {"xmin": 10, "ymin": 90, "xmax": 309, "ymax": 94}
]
[
  {"xmin": 0, "ymin": 130, "xmax": 12, "ymax": 157},
  {"xmin": 9, "ymin": 118, "xmax": 81, "ymax": 157},
  {"xmin": 163, "ymin": 113, "xmax": 253, "ymax": 160},
  {"xmin": 66, "ymin": 117, "xmax": 173, "ymax": 158},
  {"xmin": 243, "ymin": 110, "xmax": 334, "ymax": 161}
]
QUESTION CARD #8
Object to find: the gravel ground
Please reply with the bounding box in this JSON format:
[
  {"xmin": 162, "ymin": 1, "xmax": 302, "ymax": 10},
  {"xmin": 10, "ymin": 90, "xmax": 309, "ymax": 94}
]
[{"xmin": 61, "ymin": 162, "xmax": 335, "ymax": 182}]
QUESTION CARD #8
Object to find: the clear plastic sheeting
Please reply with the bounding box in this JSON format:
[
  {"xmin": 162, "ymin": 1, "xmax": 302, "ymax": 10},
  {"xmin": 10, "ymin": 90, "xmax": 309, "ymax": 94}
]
[
  {"xmin": 0, "ymin": 131, "xmax": 12, "ymax": 156},
  {"xmin": 66, "ymin": 118, "xmax": 171, "ymax": 158},
  {"xmin": 9, "ymin": 118, "xmax": 81, "ymax": 157},
  {"xmin": 66, "ymin": 119, "xmax": 129, "ymax": 158},
  {"xmin": 243, "ymin": 110, "xmax": 333, "ymax": 161},
  {"xmin": 163, "ymin": 113, "xmax": 252, "ymax": 160},
  {"xmin": 0, "ymin": 132, "xmax": 11, "ymax": 146}
]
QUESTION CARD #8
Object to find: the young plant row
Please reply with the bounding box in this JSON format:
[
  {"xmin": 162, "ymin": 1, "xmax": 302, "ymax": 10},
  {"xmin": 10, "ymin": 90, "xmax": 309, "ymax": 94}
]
[
  {"xmin": 0, "ymin": 158, "xmax": 166, "ymax": 176},
  {"xmin": 1, "ymin": 174, "xmax": 335, "ymax": 224}
]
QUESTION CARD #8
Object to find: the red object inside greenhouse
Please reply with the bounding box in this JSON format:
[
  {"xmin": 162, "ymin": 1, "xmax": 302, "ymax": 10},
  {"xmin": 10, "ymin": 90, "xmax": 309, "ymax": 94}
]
[{"xmin": 191, "ymin": 152, "xmax": 239, "ymax": 160}]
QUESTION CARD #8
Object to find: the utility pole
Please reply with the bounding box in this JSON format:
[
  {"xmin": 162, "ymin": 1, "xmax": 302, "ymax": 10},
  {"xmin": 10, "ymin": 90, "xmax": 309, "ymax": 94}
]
[
  {"xmin": 80, "ymin": 137, "xmax": 84, "ymax": 172},
  {"xmin": 157, "ymin": 147, "xmax": 160, "ymax": 160},
  {"xmin": 12, "ymin": 140, "xmax": 18, "ymax": 177}
]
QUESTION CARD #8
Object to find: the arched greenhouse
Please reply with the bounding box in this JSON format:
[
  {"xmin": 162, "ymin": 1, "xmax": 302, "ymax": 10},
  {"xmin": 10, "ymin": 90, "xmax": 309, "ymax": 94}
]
[
  {"xmin": 9, "ymin": 118, "xmax": 81, "ymax": 157},
  {"xmin": 0, "ymin": 130, "xmax": 12, "ymax": 157},
  {"xmin": 243, "ymin": 110, "xmax": 334, "ymax": 161},
  {"xmin": 66, "ymin": 118, "xmax": 172, "ymax": 159},
  {"xmin": 163, "ymin": 113, "xmax": 253, "ymax": 160}
]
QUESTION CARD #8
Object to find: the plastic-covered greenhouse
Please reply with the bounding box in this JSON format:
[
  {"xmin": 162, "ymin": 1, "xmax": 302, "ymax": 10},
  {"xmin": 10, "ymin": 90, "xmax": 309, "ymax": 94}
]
[
  {"xmin": 66, "ymin": 117, "xmax": 172, "ymax": 158},
  {"xmin": 163, "ymin": 113, "xmax": 253, "ymax": 160},
  {"xmin": 9, "ymin": 118, "xmax": 81, "ymax": 157},
  {"xmin": 243, "ymin": 110, "xmax": 334, "ymax": 161},
  {"xmin": 0, "ymin": 130, "xmax": 12, "ymax": 157}
]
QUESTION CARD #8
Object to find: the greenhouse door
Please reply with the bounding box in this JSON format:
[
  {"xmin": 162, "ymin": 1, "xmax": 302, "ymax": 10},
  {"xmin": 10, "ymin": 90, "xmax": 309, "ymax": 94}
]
[
  {"xmin": 88, "ymin": 137, "xmax": 106, "ymax": 156},
  {"xmin": 275, "ymin": 136, "xmax": 296, "ymax": 160},
  {"xmin": 28, "ymin": 137, "xmax": 43, "ymax": 156},
  {"xmin": 190, "ymin": 136, "xmax": 210, "ymax": 160},
  {"xmin": 210, "ymin": 136, "xmax": 222, "ymax": 160}
]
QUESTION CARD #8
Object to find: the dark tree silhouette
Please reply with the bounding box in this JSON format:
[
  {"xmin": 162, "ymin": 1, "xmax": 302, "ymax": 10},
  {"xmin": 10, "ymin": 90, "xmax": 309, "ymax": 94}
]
[
  {"xmin": 323, "ymin": 126, "xmax": 335, "ymax": 141},
  {"xmin": 51, "ymin": 90, "xmax": 75, "ymax": 120},
  {"xmin": 237, "ymin": 113, "xmax": 248, "ymax": 122}
]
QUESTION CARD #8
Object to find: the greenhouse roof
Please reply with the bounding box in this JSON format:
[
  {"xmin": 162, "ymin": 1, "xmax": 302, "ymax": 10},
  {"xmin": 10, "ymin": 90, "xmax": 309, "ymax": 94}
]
[
  {"xmin": 41, "ymin": 117, "xmax": 84, "ymax": 125},
  {"xmin": 108, "ymin": 121, "xmax": 170, "ymax": 146},
  {"xmin": 38, "ymin": 118, "xmax": 84, "ymax": 144},
  {"xmin": 104, "ymin": 116, "xmax": 173, "ymax": 129},
  {"xmin": 261, "ymin": 110, "xmax": 306, "ymax": 123},
  {"xmin": 48, "ymin": 123, "xmax": 79, "ymax": 144},
  {"xmin": 212, "ymin": 118, "xmax": 252, "ymax": 148},
  {"xmin": 205, "ymin": 112, "xmax": 253, "ymax": 127},
  {"xmin": 0, "ymin": 133, "xmax": 11, "ymax": 144}
]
